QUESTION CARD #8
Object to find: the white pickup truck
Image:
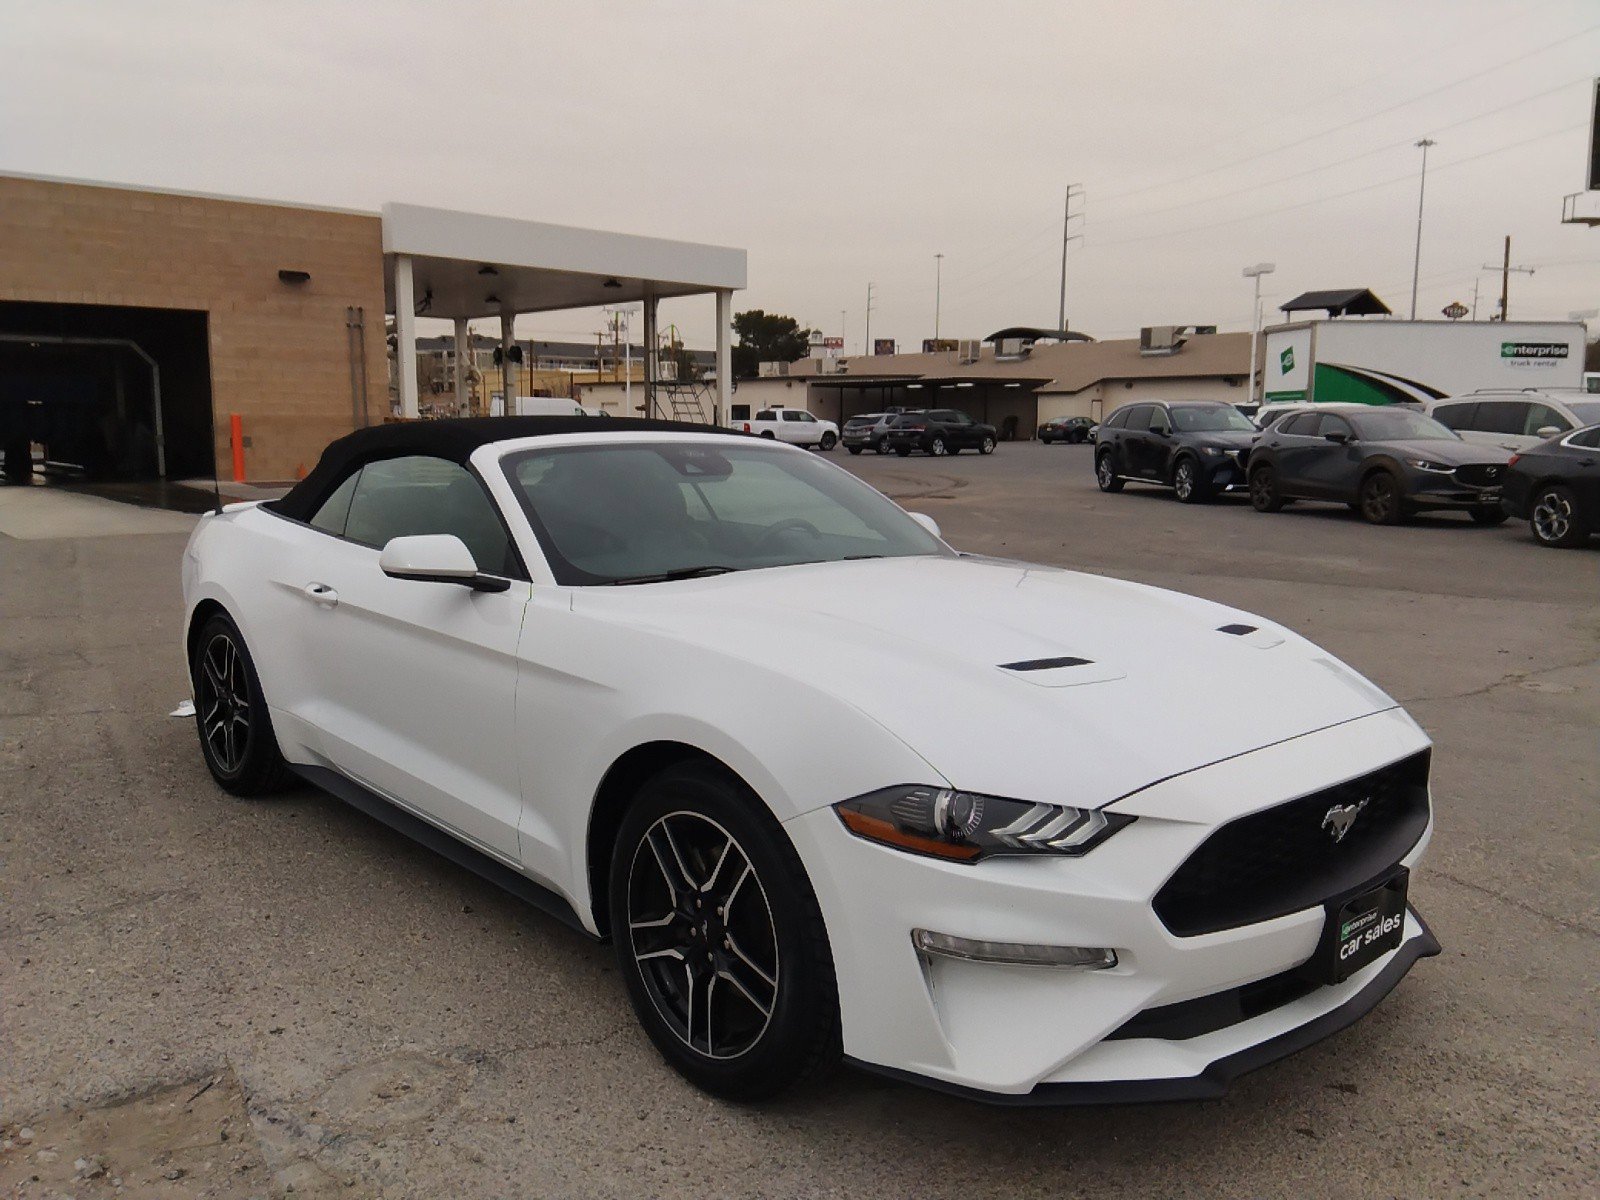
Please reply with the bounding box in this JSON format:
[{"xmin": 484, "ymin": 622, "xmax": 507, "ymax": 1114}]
[{"xmin": 734, "ymin": 406, "xmax": 839, "ymax": 451}]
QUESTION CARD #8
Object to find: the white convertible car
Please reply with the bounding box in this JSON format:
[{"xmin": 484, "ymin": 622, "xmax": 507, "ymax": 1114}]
[{"xmin": 181, "ymin": 417, "xmax": 1439, "ymax": 1103}]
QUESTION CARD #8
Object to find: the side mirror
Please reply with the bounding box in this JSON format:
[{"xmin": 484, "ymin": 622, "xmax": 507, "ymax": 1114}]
[
  {"xmin": 1323, "ymin": 431, "xmax": 1351, "ymax": 444},
  {"xmin": 906, "ymin": 511, "xmax": 943, "ymax": 540},
  {"xmin": 1150, "ymin": 424, "xmax": 1171, "ymax": 437},
  {"xmin": 380, "ymin": 534, "xmax": 510, "ymax": 593},
  {"xmin": 1535, "ymin": 425, "xmax": 1561, "ymax": 438}
]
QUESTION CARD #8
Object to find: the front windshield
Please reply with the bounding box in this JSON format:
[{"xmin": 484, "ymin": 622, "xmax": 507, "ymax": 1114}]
[
  {"xmin": 503, "ymin": 441, "xmax": 953, "ymax": 585},
  {"xmin": 1350, "ymin": 410, "xmax": 1458, "ymax": 441},
  {"xmin": 1170, "ymin": 405, "xmax": 1255, "ymax": 433},
  {"xmin": 1565, "ymin": 399, "xmax": 1600, "ymax": 425}
]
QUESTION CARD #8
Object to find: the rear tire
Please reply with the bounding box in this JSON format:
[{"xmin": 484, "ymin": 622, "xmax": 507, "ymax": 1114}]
[
  {"xmin": 1249, "ymin": 464, "xmax": 1286, "ymax": 513},
  {"xmin": 608, "ymin": 762, "xmax": 841, "ymax": 1101},
  {"xmin": 1530, "ymin": 483, "xmax": 1587, "ymax": 547},
  {"xmin": 1096, "ymin": 452, "xmax": 1124, "ymax": 492},
  {"xmin": 874, "ymin": 441, "xmax": 890, "ymax": 455},
  {"xmin": 1469, "ymin": 506, "xmax": 1508, "ymax": 527},
  {"xmin": 189, "ymin": 614, "xmax": 294, "ymax": 797},
  {"xmin": 1359, "ymin": 471, "xmax": 1407, "ymax": 525}
]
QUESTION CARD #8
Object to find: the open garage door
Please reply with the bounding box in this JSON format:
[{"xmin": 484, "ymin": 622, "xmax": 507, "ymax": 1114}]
[{"xmin": 0, "ymin": 301, "xmax": 213, "ymax": 482}]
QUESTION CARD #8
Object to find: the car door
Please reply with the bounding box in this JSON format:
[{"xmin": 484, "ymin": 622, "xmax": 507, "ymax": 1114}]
[
  {"xmin": 1522, "ymin": 401, "xmax": 1571, "ymax": 442},
  {"xmin": 1565, "ymin": 426, "xmax": 1600, "ymax": 512},
  {"xmin": 1109, "ymin": 405, "xmax": 1149, "ymax": 474},
  {"xmin": 1299, "ymin": 412, "xmax": 1361, "ymax": 498},
  {"xmin": 780, "ymin": 410, "xmax": 812, "ymax": 445},
  {"xmin": 1269, "ymin": 411, "xmax": 1325, "ymax": 494},
  {"xmin": 291, "ymin": 454, "xmax": 529, "ymax": 861},
  {"xmin": 1131, "ymin": 405, "xmax": 1171, "ymax": 478}
]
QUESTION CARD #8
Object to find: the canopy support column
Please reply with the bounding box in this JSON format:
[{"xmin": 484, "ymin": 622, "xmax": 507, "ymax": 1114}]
[
  {"xmin": 642, "ymin": 285, "xmax": 658, "ymax": 419},
  {"xmin": 715, "ymin": 288, "xmax": 732, "ymax": 428},
  {"xmin": 499, "ymin": 310, "xmax": 516, "ymax": 417},
  {"xmin": 393, "ymin": 254, "xmax": 420, "ymax": 419},
  {"xmin": 453, "ymin": 318, "xmax": 469, "ymax": 414}
]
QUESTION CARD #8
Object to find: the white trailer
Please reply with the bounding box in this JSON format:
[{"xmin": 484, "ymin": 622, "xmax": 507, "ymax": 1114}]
[{"xmin": 1262, "ymin": 320, "xmax": 1585, "ymax": 406}]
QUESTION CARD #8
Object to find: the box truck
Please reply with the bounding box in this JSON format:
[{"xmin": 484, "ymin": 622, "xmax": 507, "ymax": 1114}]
[{"xmin": 1262, "ymin": 319, "xmax": 1585, "ymax": 406}]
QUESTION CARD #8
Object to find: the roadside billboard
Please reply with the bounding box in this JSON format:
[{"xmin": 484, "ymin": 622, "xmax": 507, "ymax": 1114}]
[{"xmin": 874, "ymin": 339, "xmax": 896, "ymax": 356}]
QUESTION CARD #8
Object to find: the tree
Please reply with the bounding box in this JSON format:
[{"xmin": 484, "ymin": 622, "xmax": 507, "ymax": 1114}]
[{"xmin": 732, "ymin": 310, "xmax": 812, "ymax": 379}]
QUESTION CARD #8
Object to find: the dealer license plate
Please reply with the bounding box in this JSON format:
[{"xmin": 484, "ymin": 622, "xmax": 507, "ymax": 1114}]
[{"xmin": 1312, "ymin": 870, "xmax": 1408, "ymax": 985}]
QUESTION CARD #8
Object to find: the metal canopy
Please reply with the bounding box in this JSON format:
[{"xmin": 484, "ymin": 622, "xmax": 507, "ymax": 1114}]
[
  {"xmin": 1279, "ymin": 288, "xmax": 1392, "ymax": 318},
  {"xmin": 380, "ymin": 203, "xmax": 744, "ymax": 424},
  {"xmin": 381, "ymin": 203, "xmax": 746, "ymax": 319}
]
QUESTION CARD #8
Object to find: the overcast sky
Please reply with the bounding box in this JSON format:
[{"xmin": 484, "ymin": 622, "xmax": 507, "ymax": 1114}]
[{"xmin": 2, "ymin": 0, "xmax": 1597, "ymax": 351}]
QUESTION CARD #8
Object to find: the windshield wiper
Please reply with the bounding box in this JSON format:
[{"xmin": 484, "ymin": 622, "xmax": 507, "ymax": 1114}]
[
  {"xmin": 607, "ymin": 565, "xmax": 740, "ymax": 586},
  {"xmin": 842, "ymin": 554, "xmax": 885, "ymax": 560}
]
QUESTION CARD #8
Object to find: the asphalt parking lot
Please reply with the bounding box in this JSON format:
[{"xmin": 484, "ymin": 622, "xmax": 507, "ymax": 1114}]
[{"xmin": 2, "ymin": 443, "xmax": 1596, "ymax": 1199}]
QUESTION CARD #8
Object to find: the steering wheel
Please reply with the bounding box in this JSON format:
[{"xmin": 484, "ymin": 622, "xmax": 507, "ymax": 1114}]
[{"xmin": 754, "ymin": 517, "xmax": 822, "ymax": 552}]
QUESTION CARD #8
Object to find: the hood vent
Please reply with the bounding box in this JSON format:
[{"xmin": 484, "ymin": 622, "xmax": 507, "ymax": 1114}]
[
  {"xmin": 999, "ymin": 656, "xmax": 1092, "ymax": 672},
  {"xmin": 1217, "ymin": 623, "xmax": 1258, "ymax": 636}
]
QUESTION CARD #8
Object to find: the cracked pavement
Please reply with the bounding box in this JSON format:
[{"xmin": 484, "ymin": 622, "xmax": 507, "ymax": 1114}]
[{"xmin": 1, "ymin": 444, "xmax": 1596, "ymax": 1198}]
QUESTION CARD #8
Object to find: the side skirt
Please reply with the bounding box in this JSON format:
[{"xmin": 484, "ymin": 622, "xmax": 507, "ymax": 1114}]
[{"xmin": 290, "ymin": 763, "xmax": 598, "ymax": 940}]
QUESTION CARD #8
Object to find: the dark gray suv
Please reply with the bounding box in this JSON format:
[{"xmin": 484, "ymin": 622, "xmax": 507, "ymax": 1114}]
[{"xmin": 1247, "ymin": 406, "xmax": 1512, "ymax": 525}]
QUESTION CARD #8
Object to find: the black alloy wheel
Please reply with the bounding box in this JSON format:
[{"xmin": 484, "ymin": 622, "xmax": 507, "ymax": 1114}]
[
  {"xmin": 874, "ymin": 439, "xmax": 890, "ymax": 455},
  {"xmin": 1530, "ymin": 484, "xmax": 1586, "ymax": 547},
  {"xmin": 190, "ymin": 613, "xmax": 293, "ymax": 796},
  {"xmin": 1359, "ymin": 471, "xmax": 1407, "ymax": 525},
  {"xmin": 1096, "ymin": 451, "xmax": 1124, "ymax": 492},
  {"xmin": 610, "ymin": 761, "xmax": 840, "ymax": 1100},
  {"xmin": 1249, "ymin": 464, "xmax": 1286, "ymax": 512},
  {"xmin": 1173, "ymin": 457, "xmax": 1210, "ymax": 504}
]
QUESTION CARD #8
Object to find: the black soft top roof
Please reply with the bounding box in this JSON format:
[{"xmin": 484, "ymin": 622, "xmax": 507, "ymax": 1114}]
[{"xmin": 272, "ymin": 415, "xmax": 717, "ymax": 523}]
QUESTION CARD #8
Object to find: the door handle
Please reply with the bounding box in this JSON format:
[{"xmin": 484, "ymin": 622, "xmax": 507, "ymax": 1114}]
[{"xmin": 302, "ymin": 582, "xmax": 339, "ymax": 607}]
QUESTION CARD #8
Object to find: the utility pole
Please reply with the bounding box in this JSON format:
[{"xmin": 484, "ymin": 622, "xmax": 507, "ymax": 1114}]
[
  {"xmin": 1058, "ymin": 184, "xmax": 1085, "ymax": 333},
  {"xmin": 1409, "ymin": 138, "xmax": 1435, "ymax": 320},
  {"xmin": 934, "ymin": 253, "xmax": 944, "ymax": 342},
  {"xmin": 865, "ymin": 283, "xmax": 876, "ymax": 355},
  {"xmin": 1242, "ymin": 263, "xmax": 1276, "ymax": 404},
  {"xmin": 1481, "ymin": 236, "xmax": 1535, "ymax": 321},
  {"xmin": 840, "ymin": 309, "xmax": 847, "ymax": 353}
]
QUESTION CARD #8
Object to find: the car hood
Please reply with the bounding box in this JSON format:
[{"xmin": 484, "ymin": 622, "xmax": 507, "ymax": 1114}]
[
  {"xmin": 1371, "ymin": 438, "xmax": 1512, "ymax": 465},
  {"xmin": 574, "ymin": 555, "xmax": 1399, "ymax": 808}
]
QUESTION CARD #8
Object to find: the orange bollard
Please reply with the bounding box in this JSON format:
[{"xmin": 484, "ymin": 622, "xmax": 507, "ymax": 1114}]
[{"xmin": 230, "ymin": 414, "xmax": 245, "ymax": 483}]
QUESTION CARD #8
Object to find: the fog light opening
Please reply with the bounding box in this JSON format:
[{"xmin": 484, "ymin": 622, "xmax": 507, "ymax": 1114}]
[{"xmin": 911, "ymin": 929, "xmax": 1117, "ymax": 969}]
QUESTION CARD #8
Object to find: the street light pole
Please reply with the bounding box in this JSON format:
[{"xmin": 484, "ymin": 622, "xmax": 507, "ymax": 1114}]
[
  {"xmin": 1242, "ymin": 262, "xmax": 1276, "ymax": 404},
  {"xmin": 934, "ymin": 253, "xmax": 944, "ymax": 342},
  {"xmin": 1409, "ymin": 138, "xmax": 1435, "ymax": 320},
  {"xmin": 865, "ymin": 282, "xmax": 876, "ymax": 355}
]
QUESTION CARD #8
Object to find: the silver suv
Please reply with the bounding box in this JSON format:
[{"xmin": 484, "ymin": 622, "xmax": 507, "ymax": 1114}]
[{"xmin": 1428, "ymin": 389, "xmax": 1600, "ymax": 453}]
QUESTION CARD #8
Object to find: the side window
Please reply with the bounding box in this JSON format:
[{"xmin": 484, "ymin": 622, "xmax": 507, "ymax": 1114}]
[
  {"xmin": 1474, "ymin": 401, "xmax": 1526, "ymax": 436},
  {"xmin": 948, "ymin": 411, "xmax": 972, "ymax": 425},
  {"xmin": 1432, "ymin": 402, "xmax": 1475, "ymax": 430},
  {"xmin": 1317, "ymin": 414, "xmax": 1354, "ymax": 439},
  {"xmin": 1118, "ymin": 405, "xmax": 1149, "ymax": 430},
  {"xmin": 1280, "ymin": 412, "xmax": 1317, "ymax": 436},
  {"xmin": 309, "ymin": 469, "xmax": 361, "ymax": 536},
  {"xmin": 754, "ymin": 409, "xmax": 776, "ymax": 421},
  {"xmin": 343, "ymin": 455, "xmax": 512, "ymax": 575},
  {"xmin": 1524, "ymin": 403, "xmax": 1569, "ymax": 436},
  {"xmin": 1569, "ymin": 426, "xmax": 1600, "ymax": 448},
  {"xmin": 782, "ymin": 410, "xmax": 803, "ymax": 422},
  {"xmin": 1146, "ymin": 406, "xmax": 1170, "ymax": 431},
  {"xmin": 1104, "ymin": 407, "xmax": 1130, "ymax": 429}
]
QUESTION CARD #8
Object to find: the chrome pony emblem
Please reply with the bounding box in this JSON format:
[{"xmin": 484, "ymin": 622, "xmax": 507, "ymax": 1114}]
[{"xmin": 1321, "ymin": 799, "xmax": 1369, "ymax": 843}]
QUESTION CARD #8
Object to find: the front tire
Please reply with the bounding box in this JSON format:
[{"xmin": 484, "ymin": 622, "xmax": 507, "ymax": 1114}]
[
  {"xmin": 1530, "ymin": 484, "xmax": 1587, "ymax": 547},
  {"xmin": 608, "ymin": 762, "xmax": 840, "ymax": 1101},
  {"xmin": 189, "ymin": 614, "xmax": 294, "ymax": 797},
  {"xmin": 1096, "ymin": 451, "xmax": 1124, "ymax": 492},
  {"xmin": 979, "ymin": 436, "xmax": 996, "ymax": 455},
  {"xmin": 1359, "ymin": 471, "xmax": 1407, "ymax": 525},
  {"xmin": 1173, "ymin": 457, "xmax": 1210, "ymax": 504},
  {"xmin": 818, "ymin": 431, "xmax": 837, "ymax": 452}
]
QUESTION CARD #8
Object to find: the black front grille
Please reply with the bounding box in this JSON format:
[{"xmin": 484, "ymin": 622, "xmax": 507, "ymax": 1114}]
[
  {"xmin": 1153, "ymin": 751, "xmax": 1431, "ymax": 937},
  {"xmin": 1454, "ymin": 463, "xmax": 1504, "ymax": 488}
]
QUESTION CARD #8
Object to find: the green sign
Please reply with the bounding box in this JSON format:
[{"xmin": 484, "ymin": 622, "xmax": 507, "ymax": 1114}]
[
  {"xmin": 1500, "ymin": 342, "xmax": 1568, "ymax": 359},
  {"xmin": 1279, "ymin": 346, "xmax": 1295, "ymax": 373}
]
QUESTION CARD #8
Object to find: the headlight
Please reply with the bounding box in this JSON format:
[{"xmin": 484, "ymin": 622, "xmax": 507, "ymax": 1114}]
[
  {"xmin": 1406, "ymin": 458, "xmax": 1454, "ymax": 473},
  {"xmin": 1198, "ymin": 445, "xmax": 1222, "ymax": 456},
  {"xmin": 835, "ymin": 786, "xmax": 1133, "ymax": 862}
]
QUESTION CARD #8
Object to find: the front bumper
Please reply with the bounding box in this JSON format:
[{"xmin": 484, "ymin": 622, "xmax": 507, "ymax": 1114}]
[
  {"xmin": 1405, "ymin": 472, "xmax": 1502, "ymax": 509},
  {"xmin": 783, "ymin": 707, "xmax": 1436, "ymax": 1101}
]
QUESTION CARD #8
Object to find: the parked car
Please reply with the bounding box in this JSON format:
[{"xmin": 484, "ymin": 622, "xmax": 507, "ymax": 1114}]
[
  {"xmin": 1247, "ymin": 406, "xmax": 1511, "ymax": 526},
  {"xmin": 1038, "ymin": 415, "xmax": 1095, "ymax": 444},
  {"xmin": 740, "ymin": 406, "xmax": 839, "ymax": 451},
  {"xmin": 841, "ymin": 412, "xmax": 896, "ymax": 455},
  {"xmin": 182, "ymin": 415, "xmax": 1438, "ymax": 1103},
  {"xmin": 885, "ymin": 409, "xmax": 997, "ymax": 457},
  {"xmin": 1093, "ymin": 400, "xmax": 1257, "ymax": 503},
  {"xmin": 1255, "ymin": 399, "xmax": 1420, "ymax": 431},
  {"xmin": 1427, "ymin": 389, "xmax": 1600, "ymax": 454},
  {"xmin": 1501, "ymin": 424, "xmax": 1600, "ymax": 548}
]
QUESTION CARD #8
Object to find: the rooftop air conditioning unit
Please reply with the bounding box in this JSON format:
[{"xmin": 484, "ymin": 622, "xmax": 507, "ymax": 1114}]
[
  {"xmin": 957, "ymin": 339, "xmax": 981, "ymax": 364},
  {"xmin": 997, "ymin": 337, "xmax": 1029, "ymax": 359},
  {"xmin": 816, "ymin": 357, "xmax": 842, "ymax": 375},
  {"xmin": 1139, "ymin": 326, "xmax": 1189, "ymax": 356}
]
